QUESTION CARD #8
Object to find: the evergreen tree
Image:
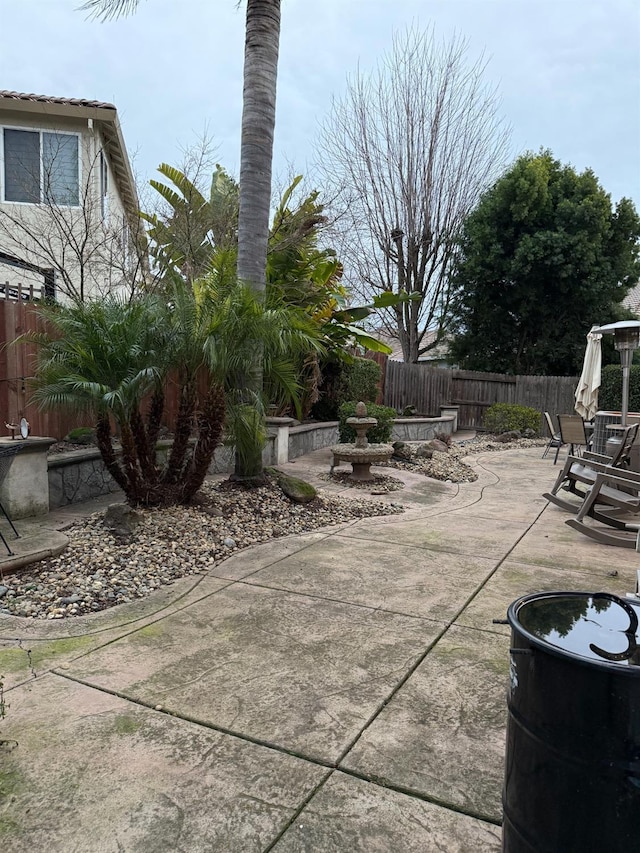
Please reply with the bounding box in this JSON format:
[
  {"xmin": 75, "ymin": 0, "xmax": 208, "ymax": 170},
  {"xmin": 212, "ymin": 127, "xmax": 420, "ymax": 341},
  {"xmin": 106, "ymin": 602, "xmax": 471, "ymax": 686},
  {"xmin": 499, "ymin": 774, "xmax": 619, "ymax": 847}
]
[{"xmin": 450, "ymin": 151, "xmax": 640, "ymax": 375}]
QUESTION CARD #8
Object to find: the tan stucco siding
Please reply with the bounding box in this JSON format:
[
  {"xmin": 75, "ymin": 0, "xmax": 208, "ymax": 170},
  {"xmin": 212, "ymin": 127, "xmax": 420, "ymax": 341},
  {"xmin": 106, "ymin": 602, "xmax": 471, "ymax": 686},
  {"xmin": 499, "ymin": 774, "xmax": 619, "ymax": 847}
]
[{"xmin": 0, "ymin": 110, "xmax": 132, "ymax": 302}]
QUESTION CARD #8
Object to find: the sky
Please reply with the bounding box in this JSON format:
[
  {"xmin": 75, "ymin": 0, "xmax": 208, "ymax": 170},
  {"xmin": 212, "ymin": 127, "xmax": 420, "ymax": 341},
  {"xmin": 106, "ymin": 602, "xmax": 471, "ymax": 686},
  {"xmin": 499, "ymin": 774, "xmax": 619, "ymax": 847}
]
[{"xmin": 0, "ymin": 0, "xmax": 638, "ymax": 208}]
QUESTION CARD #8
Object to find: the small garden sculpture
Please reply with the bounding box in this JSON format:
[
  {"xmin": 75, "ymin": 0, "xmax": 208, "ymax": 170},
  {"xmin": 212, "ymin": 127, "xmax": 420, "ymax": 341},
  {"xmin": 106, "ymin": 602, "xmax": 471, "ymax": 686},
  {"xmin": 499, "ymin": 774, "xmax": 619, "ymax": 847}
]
[{"xmin": 330, "ymin": 401, "xmax": 394, "ymax": 482}]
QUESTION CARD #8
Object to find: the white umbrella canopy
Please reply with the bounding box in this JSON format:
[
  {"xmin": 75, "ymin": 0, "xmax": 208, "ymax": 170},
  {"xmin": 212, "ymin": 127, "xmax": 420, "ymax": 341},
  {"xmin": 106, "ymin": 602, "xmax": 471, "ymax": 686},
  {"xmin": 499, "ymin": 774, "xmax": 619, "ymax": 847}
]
[{"xmin": 574, "ymin": 327, "xmax": 602, "ymax": 420}]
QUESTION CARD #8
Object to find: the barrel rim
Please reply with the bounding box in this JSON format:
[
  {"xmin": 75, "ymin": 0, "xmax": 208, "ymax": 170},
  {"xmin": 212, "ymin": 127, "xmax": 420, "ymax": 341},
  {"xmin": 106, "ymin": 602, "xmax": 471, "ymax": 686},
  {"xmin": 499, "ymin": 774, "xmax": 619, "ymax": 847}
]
[{"xmin": 507, "ymin": 590, "xmax": 640, "ymax": 675}]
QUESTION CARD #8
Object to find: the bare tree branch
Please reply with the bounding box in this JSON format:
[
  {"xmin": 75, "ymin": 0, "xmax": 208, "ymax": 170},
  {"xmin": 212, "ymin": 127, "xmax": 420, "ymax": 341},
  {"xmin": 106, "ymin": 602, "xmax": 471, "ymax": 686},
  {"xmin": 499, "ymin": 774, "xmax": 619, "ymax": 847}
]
[
  {"xmin": 316, "ymin": 25, "xmax": 511, "ymax": 362},
  {"xmin": 0, "ymin": 137, "xmax": 147, "ymax": 302}
]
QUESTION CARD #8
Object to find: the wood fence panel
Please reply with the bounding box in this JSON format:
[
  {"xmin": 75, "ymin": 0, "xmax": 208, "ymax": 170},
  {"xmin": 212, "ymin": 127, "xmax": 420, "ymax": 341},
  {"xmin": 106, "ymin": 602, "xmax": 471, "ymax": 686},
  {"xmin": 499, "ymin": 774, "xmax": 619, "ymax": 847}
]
[
  {"xmin": 383, "ymin": 361, "xmax": 580, "ymax": 430},
  {"xmin": 0, "ymin": 298, "xmax": 94, "ymax": 439},
  {"xmin": 0, "ymin": 284, "xmax": 582, "ymax": 439},
  {"xmin": 451, "ymin": 369, "xmax": 516, "ymax": 429},
  {"xmin": 384, "ymin": 361, "xmax": 452, "ymax": 415},
  {"xmin": 364, "ymin": 351, "xmax": 388, "ymax": 404},
  {"xmin": 515, "ymin": 374, "xmax": 577, "ymax": 421}
]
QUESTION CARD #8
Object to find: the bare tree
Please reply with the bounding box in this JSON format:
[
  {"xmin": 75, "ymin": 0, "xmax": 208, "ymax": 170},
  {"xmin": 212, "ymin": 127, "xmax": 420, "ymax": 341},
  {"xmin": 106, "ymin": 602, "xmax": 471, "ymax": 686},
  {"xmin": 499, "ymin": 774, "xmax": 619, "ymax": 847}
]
[
  {"xmin": 0, "ymin": 135, "xmax": 147, "ymax": 302},
  {"xmin": 317, "ymin": 26, "xmax": 511, "ymax": 362}
]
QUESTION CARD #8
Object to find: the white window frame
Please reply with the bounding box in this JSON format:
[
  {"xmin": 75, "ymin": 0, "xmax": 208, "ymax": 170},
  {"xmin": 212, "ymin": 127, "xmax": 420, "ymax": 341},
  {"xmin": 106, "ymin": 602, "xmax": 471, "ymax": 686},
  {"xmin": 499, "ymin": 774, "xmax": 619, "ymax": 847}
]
[{"xmin": 0, "ymin": 124, "xmax": 82, "ymax": 208}]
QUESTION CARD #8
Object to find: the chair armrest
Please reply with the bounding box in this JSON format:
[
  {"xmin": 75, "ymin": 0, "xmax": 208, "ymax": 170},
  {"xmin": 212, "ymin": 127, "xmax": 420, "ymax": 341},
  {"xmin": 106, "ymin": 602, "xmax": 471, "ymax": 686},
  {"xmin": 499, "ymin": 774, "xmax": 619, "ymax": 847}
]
[
  {"xmin": 569, "ymin": 458, "xmax": 613, "ymax": 475},
  {"xmin": 592, "ymin": 471, "xmax": 640, "ymax": 492},
  {"xmin": 597, "ymin": 466, "xmax": 640, "ymax": 484},
  {"xmin": 583, "ymin": 451, "xmax": 611, "ymax": 464}
]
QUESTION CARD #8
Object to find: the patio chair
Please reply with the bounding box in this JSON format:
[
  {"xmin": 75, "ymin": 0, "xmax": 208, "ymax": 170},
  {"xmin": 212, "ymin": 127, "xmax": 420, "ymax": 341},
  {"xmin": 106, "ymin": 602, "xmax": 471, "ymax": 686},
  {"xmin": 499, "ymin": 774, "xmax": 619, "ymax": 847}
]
[
  {"xmin": 542, "ymin": 412, "xmax": 563, "ymax": 462},
  {"xmin": 0, "ymin": 442, "xmax": 23, "ymax": 555},
  {"xmin": 565, "ymin": 467, "xmax": 640, "ymax": 548},
  {"xmin": 557, "ymin": 414, "xmax": 589, "ymax": 459},
  {"xmin": 542, "ymin": 422, "xmax": 639, "ymax": 513}
]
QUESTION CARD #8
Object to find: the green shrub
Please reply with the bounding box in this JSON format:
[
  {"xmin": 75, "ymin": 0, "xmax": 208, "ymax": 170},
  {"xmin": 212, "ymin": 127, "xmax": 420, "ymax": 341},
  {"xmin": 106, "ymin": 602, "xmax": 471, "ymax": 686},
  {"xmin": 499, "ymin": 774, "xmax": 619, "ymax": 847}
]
[
  {"xmin": 65, "ymin": 427, "xmax": 96, "ymax": 445},
  {"xmin": 599, "ymin": 364, "xmax": 640, "ymax": 412},
  {"xmin": 338, "ymin": 401, "xmax": 396, "ymax": 443},
  {"xmin": 312, "ymin": 357, "xmax": 381, "ymax": 421},
  {"xmin": 338, "ymin": 358, "xmax": 380, "ymax": 405},
  {"xmin": 483, "ymin": 403, "xmax": 541, "ymax": 435}
]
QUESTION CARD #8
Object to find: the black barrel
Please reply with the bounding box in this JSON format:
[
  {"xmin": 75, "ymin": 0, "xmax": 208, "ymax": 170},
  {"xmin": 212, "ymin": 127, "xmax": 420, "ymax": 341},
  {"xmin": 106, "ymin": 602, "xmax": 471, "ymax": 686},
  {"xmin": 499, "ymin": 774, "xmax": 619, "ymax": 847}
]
[{"xmin": 503, "ymin": 591, "xmax": 640, "ymax": 853}]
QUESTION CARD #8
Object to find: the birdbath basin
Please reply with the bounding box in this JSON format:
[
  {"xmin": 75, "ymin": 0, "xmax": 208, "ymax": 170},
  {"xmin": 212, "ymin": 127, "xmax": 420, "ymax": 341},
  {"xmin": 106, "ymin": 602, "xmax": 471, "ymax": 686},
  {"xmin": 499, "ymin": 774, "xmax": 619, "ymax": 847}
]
[{"xmin": 331, "ymin": 401, "xmax": 394, "ymax": 482}]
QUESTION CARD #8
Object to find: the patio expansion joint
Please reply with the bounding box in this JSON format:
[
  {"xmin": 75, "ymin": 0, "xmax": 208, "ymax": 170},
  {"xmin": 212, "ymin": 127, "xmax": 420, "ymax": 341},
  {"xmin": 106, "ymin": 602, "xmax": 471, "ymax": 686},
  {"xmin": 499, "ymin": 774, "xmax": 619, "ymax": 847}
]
[
  {"xmin": 45, "ymin": 667, "xmax": 503, "ymax": 841},
  {"xmin": 205, "ymin": 528, "xmax": 341, "ymax": 584},
  {"xmin": 332, "ymin": 499, "xmax": 549, "ymax": 780},
  {"xmin": 330, "ymin": 765, "xmax": 503, "ymax": 828},
  {"xmin": 331, "ymin": 529, "xmax": 518, "ymax": 560},
  {"xmin": 260, "ymin": 771, "xmax": 334, "ymax": 853},
  {"xmin": 0, "ymin": 532, "xmax": 342, "ymax": 673},
  {"xmin": 0, "ymin": 575, "xmax": 244, "ymax": 694},
  {"xmin": 48, "ymin": 668, "xmax": 337, "ymax": 770}
]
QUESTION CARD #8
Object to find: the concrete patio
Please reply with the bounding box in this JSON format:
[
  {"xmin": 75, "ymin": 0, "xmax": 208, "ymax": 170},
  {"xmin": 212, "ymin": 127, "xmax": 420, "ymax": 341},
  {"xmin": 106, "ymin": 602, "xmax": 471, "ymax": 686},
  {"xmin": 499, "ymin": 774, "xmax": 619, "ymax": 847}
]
[{"xmin": 0, "ymin": 444, "xmax": 635, "ymax": 851}]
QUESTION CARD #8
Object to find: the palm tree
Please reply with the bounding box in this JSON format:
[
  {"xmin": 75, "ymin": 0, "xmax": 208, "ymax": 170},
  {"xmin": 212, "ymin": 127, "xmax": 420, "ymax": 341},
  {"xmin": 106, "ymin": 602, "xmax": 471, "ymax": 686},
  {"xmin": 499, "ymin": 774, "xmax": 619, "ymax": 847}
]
[
  {"xmin": 142, "ymin": 163, "xmax": 239, "ymax": 288},
  {"xmin": 27, "ymin": 278, "xmax": 320, "ymax": 506},
  {"xmin": 27, "ymin": 291, "xmax": 226, "ymax": 507},
  {"xmin": 82, "ymin": 0, "xmax": 282, "ymax": 480}
]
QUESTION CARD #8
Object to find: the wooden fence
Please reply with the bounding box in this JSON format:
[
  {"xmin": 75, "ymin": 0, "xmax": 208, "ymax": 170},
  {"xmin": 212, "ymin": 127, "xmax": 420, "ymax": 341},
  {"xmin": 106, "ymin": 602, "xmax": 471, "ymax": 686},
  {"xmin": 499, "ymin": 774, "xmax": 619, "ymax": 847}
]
[
  {"xmin": 0, "ymin": 287, "xmax": 207, "ymax": 440},
  {"xmin": 383, "ymin": 360, "xmax": 579, "ymax": 429},
  {"xmin": 0, "ymin": 293, "xmax": 97, "ymax": 438},
  {"xmin": 0, "ymin": 283, "xmax": 580, "ymax": 439}
]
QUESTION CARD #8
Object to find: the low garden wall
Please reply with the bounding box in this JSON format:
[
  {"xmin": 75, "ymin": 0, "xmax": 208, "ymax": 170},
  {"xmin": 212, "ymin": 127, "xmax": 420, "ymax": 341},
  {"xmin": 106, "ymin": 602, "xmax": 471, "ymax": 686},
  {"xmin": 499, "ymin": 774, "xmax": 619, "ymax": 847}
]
[
  {"xmin": 46, "ymin": 414, "xmax": 455, "ymax": 509},
  {"xmin": 391, "ymin": 416, "xmax": 454, "ymax": 442},
  {"xmin": 288, "ymin": 422, "xmax": 339, "ymax": 459},
  {"xmin": 48, "ymin": 436, "xmax": 275, "ymax": 509}
]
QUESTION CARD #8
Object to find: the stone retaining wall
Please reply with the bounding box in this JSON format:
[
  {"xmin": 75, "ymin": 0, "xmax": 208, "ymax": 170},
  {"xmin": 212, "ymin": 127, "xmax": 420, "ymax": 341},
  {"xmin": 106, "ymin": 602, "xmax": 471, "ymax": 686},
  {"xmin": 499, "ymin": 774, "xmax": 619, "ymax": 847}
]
[
  {"xmin": 46, "ymin": 416, "xmax": 453, "ymax": 508},
  {"xmin": 47, "ymin": 438, "xmax": 274, "ymax": 509},
  {"xmin": 391, "ymin": 416, "xmax": 454, "ymax": 442},
  {"xmin": 288, "ymin": 422, "xmax": 339, "ymax": 459},
  {"xmin": 48, "ymin": 449, "xmax": 122, "ymax": 508}
]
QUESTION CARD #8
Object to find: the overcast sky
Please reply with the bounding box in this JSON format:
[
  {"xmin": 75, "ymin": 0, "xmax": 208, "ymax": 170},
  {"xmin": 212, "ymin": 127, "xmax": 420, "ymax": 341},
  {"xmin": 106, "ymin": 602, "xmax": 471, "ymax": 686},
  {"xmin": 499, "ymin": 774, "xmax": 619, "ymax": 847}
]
[{"xmin": 0, "ymin": 0, "xmax": 638, "ymax": 207}]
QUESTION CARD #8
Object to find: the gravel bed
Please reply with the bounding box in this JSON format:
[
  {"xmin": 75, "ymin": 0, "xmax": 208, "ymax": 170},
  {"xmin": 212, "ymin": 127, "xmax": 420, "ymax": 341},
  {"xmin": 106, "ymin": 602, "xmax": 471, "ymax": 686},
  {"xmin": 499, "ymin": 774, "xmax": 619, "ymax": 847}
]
[
  {"xmin": 383, "ymin": 436, "xmax": 548, "ymax": 484},
  {"xmin": 384, "ymin": 448, "xmax": 478, "ymax": 483},
  {"xmin": 457, "ymin": 436, "xmax": 548, "ymax": 453},
  {"xmin": 317, "ymin": 471, "xmax": 405, "ymax": 491},
  {"xmin": 0, "ymin": 479, "xmax": 404, "ymax": 620}
]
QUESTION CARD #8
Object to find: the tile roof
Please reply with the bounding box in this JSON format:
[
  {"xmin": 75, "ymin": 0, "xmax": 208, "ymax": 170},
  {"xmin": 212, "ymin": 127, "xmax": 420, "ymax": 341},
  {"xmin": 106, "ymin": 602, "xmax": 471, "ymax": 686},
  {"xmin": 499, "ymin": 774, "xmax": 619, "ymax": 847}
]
[
  {"xmin": 0, "ymin": 90, "xmax": 116, "ymax": 110},
  {"xmin": 624, "ymin": 282, "xmax": 640, "ymax": 317}
]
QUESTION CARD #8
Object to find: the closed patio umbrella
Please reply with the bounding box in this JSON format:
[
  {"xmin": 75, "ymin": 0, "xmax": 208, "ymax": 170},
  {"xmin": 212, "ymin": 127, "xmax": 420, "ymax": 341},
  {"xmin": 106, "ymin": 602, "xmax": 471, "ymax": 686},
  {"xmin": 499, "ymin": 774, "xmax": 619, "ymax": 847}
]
[{"xmin": 574, "ymin": 326, "xmax": 602, "ymax": 420}]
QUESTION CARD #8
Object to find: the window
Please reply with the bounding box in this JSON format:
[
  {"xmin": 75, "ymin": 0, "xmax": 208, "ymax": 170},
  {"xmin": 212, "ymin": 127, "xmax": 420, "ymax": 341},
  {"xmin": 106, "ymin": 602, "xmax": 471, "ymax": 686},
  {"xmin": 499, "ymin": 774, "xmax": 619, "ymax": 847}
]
[{"xmin": 3, "ymin": 128, "xmax": 79, "ymax": 205}]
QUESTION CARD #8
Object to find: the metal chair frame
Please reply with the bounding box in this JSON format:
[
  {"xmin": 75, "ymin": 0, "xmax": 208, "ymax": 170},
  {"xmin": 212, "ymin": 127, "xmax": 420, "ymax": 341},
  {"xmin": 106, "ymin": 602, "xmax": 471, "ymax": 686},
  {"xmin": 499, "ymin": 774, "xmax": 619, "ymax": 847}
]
[
  {"xmin": 557, "ymin": 414, "xmax": 589, "ymax": 461},
  {"xmin": 542, "ymin": 412, "xmax": 563, "ymax": 462}
]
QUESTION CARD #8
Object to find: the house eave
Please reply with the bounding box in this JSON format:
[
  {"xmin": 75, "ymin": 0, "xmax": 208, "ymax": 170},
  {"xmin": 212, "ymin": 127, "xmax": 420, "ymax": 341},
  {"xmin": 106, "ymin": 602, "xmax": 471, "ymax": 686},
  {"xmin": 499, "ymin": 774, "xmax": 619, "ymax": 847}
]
[{"xmin": 0, "ymin": 92, "xmax": 139, "ymax": 224}]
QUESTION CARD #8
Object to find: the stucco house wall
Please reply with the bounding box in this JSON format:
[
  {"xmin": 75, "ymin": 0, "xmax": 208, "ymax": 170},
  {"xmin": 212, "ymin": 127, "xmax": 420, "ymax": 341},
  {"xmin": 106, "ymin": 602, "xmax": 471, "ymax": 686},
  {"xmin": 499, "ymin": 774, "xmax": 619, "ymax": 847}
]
[{"xmin": 0, "ymin": 91, "xmax": 141, "ymax": 302}]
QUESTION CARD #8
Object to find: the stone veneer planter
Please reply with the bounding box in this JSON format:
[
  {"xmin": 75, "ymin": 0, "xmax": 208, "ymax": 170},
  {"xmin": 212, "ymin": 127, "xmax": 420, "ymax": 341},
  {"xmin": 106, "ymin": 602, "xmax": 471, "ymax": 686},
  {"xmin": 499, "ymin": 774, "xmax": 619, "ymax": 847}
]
[
  {"xmin": 46, "ymin": 414, "xmax": 455, "ymax": 509},
  {"xmin": 0, "ymin": 437, "xmax": 56, "ymax": 519},
  {"xmin": 391, "ymin": 416, "xmax": 454, "ymax": 442}
]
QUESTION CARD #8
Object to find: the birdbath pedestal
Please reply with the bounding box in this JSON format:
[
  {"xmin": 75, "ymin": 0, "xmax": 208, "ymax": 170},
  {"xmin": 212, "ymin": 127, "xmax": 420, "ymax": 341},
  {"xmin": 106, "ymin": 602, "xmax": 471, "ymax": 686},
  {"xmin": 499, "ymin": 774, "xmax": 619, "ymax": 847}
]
[{"xmin": 331, "ymin": 402, "xmax": 394, "ymax": 482}]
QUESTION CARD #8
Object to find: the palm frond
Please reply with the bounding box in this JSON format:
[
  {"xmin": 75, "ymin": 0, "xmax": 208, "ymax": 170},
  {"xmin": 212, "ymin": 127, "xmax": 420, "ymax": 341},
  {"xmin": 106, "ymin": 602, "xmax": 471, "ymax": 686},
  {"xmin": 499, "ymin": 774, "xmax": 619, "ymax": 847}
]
[{"xmin": 79, "ymin": 0, "xmax": 143, "ymax": 21}]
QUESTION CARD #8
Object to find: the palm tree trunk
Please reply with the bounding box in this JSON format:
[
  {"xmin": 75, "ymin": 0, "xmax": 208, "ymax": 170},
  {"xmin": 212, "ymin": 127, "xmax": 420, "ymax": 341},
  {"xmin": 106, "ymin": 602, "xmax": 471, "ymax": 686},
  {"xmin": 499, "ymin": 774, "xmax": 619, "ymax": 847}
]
[
  {"xmin": 146, "ymin": 387, "xmax": 165, "ymax": 451},
  {"xmin": 179, "ymin": 383, "xmax": 225, "ymax": 503},
  {"xmin": 235, "ymin": 0, "xmax": 281, "ymax": 480},
  {"xmin": 96, "ymin": 415, "xmax": 128, "ymax": 493},
  {"xmin": 162, "ymin": 380, "xmax": 196, "ymax": 486},
  {"xmin": 119, "ymin": 421, "xmax": 144, "ymax": 503}
]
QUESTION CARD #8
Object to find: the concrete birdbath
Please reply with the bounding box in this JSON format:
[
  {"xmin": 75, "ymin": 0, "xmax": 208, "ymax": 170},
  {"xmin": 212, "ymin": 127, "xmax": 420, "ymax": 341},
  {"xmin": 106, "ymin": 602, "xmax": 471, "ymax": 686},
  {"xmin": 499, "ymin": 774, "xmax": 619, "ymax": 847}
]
[{"xmin": 331, "ymin": 401, "xmax": 394, "ymax": 482}]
